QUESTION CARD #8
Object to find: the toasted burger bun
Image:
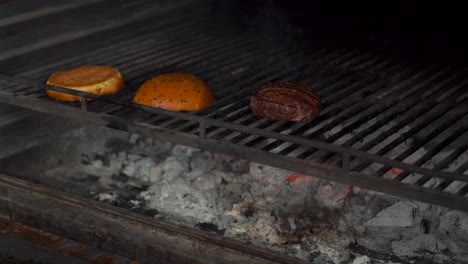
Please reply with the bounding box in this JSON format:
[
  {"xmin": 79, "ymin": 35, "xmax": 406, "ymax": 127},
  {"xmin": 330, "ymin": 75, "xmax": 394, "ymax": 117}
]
[
  {"xmin": 133, "ymin": 73, "xmax": 215, "ymax": 112},
  {"xmin": 46, "ymin": 65, "xmax": 124, "ymax": 101}
]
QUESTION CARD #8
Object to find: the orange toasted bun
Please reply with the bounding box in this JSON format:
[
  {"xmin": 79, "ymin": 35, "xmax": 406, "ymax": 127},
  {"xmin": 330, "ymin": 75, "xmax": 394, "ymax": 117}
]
[
  {"xmin": 46, "ymin": 65, "xmax": 124, "ymax": 101},
  {"xmin": 133, "ymin": 73, "xmax": 215, "ymax": 112}
]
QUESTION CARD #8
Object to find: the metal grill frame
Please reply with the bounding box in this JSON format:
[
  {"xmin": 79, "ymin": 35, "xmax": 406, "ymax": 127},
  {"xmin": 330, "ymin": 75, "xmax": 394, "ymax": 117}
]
[{"xmin": 0, "ymin": 78, "xmax": 467, "ymax": 212}]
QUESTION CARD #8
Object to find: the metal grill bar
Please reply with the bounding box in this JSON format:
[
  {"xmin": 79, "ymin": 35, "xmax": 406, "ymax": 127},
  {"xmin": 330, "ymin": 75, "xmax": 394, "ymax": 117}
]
[
  {"xmin": 0, "ymin": 0, "xmax": 201, "ymax": 61},
  {"xmin": 99, "ymin": 27, "xmax": 270, "ymax": 124},
  {"xmin": 88, "ymin": 24, "xmax": 247, "ymax": 114},
  {"xmin": 1, "ymin": 7, "xmax": 211, "ymax": 93},
  {"xmin": 0, "ymin": 0, "xmax": 105, "ymax": 27},
  {"xmin": 435, "ymin": 148, "xmax": 468, "ymax": 191},
  {"xmin": 351, "ymin": 94, "xmax": 468, "ymax": 173},
  {"xmin": 377, "ymin": 112, "xmax": 468, "ymax": 177},
  {"xmin": 313, "ymin": 68, "xmax": 466, "ymax": 172},
  {"xmin": 395, "ymin": 127, "xmax": 468, "ymax": 182},
  {"xmin": 249, "ymin": 55, "xmax": 420, "ymax": 155},
  {"xmin": 13, "ymin": 18, "xmax": 231, "ymax": 96},
  {"xmin": 178, "ymin": 44, "xmax": 360, "ymax": 135},
  {"xmin": 230, "ymin": 51, "xmax": 405, "ymax": 148}
]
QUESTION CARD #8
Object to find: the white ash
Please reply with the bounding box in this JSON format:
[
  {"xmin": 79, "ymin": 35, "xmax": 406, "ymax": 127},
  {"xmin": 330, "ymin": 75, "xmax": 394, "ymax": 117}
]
[
  {"xmin": 8, "ymin": 125, "xmax": 468, "ymax": 263},
  {"xmin": 82, "ymin": 135, "xmax": 468, "ymax": 263},
  {"xmin": 95, "ymin": 192, "xmax": 118, "ymax": 203},
  {"xmin": 391, "ymin": 234, "xmax": 449, "ymax": 260},
  {"xmin": 82, "ymin": 135, "xmax": 464, "ymax": 263},
  {"xmin": 352, "ymin": 255, "xmax": 371, "ymax": 264},
  {"xmin": 161, "ymin": 157, "xmax": 188, "ymax": 181}
]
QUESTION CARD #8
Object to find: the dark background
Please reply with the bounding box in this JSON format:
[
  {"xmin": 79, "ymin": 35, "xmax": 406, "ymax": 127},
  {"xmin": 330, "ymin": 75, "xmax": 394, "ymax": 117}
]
[{"xmin": 222, "ymin": 1, "xmax": 468, "ymax": 61}]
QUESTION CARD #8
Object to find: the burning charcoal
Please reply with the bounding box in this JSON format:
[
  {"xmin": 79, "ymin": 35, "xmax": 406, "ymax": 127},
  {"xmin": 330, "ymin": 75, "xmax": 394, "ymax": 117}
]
[
  {"xmin": 186, "ymin": 168, "xmax": 205, "ymax": 180},
  {"xmin": 81, "ymin": 153, "xmax": 91, "ymax": 165},
  {"xmin": 274, "ymin": 218, "xmax": 290, "ymax": 231},
  {"xmin": 116, "ymin": 151, "xmax": 127, "ymax": 162},
  {"xmin": 128, "ymin": 133, "xmax": 140, "ymax": 144},
  {"xmin": 46, "ymin": 125, "xmax": 467, "ymax": 263},
  {"xmin": 149, "ymin": 140, "xmax": 174, "ymax": 156},
  {"xmin": 148, "ymin": 165, "xmax": 162, "ymax": 182},
  {"xmin": 90, "ymin": 159, "xmax": 104, "ymax": 169},
  {"xmin": 391, "ymin": 234, "xmax": 445, "ymax": 259},
  {"xmin": 127, "ymin": 197, "xmax": 140, "ymax": 206},
  {"xmin": 93, "ymin": 152, "xmax": 109, "ymax": 166},
  {"xmin": 131, "ymin": 208, "xmax": 159, "ymax": 217},
  {"xmin": 193, "ymin": 174, "xmax": 217, "ymax": 190},
  {"xmin": 127, "ymin": 153, "xmax": 143, "ymax": 162},
  {"xmin": 133, "ymin": 157, "xmax": 153, "ymax": 179},
  {"xmin": 122, "ymin": 164, "xmax": 137, "ymax": 177},
  {"xmin": 108, "ymin": 155, "xmax": 124, "ymax": 172},
  {"xmin": 212, "ymin": 173, "xmax": 223, "ymax": 185},
  {"xmin": 144, "ymin": 137, "xmax": 154, "ymax": 146},
  {"xmin": 363, "ymin": 202, "xmax": 424, "ymax": 251},
  {"xmin": 80, "ymin": 174, "xmax": 99, "ymax": 183},
  {"xmin": 95, "ymin": 192, "xmax": 117, "ymax": 203},
  {"xmin": 104, "ymin": 138, "xmax": 128, "ymax": 152},
  {"xmin": 171, "ymin": 145, "xmax": 196, "ymax": 158},
  {"xmin": 161, "ymin": 157, "xmax": 188, "ymax": 182},
  {"xmin": 144, "ymin": 208, "xmax": 159, "ymax": 217},
  {"xmin": 171, "ymin": 179, "xmax": 191, "ymax": 199},
  {"xmin": 195, "ymin": 222, "xmax": 225, "ymax": 236},
  {"xmin": 352, "ymin": 255, "xmax": 371, "ymax": 264},
  {"xmin": 213, "ymin": 170, "xmax": 232, "ymax": 183},
  {"xmin": 225, "ymin": 182, "xmax": 243, "ymax": 196},
  {"xmin": 213, "ymin": 153, "xmax": 236, "ymax": 163},
  {"xmin": 279, "ymin": 234, "xmax": 300, "ymax": 244},
  {"xmin": 227, "ymin": 159, "xmax": 249, "ymax": 173},
  {"xmin": 216, "ymin": 197, "xmax": 232, "ymax": 212},
  {"xmin": 112, "ymin": 173, "xmax": 129, "ymax": 182},
  {"xmin": 220, "ymin": 214, "xmax": 236, "ymax": 225},
  {"xmin": 249, "ymin": 163, "xmax": 290, "ymax": 186},
  {"xmin": 190, "ymin": 151, "xmax": 217, "ymax": 172},
  {"xmin": 125, "ymin": 182, "xmax": 145, "ymax": 192},
  {"xmin": 308, "ymin": 251, "xmax": 321, "ymax": 262},
  {"xmin": 160, "ymin": 184, "xmax": 171, "ymax": 199},
  {"xmin": 366, "ymin": 202, "xmax": 420, "ymax": 228},
  {"xmin": 438, "ymin": 210, "xmax": 468, "ymax": 258},
  {"xmin": 241, "ymin": 205, "xmax": 255, "ymax": 218}
]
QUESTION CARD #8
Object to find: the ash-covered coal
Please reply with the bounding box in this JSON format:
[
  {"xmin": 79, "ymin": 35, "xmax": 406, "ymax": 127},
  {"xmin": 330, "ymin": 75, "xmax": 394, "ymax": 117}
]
[
  {"xmin": 3, "ymin": 124, "xmax": 468, "ymax": 264},
  {"xmin": 81, "ymin": 131, "xmax": 468, "ymax": 263}
]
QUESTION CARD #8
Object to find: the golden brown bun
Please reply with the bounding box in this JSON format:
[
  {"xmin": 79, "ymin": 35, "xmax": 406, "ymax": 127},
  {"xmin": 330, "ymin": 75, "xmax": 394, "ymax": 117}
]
[
  {"xmin": 133, "ymin": 73, "xmax": 215, "ymax": 112},
  {"xmin": 46, "ymin": 65, "xmax": 124, "ymax": 101}
]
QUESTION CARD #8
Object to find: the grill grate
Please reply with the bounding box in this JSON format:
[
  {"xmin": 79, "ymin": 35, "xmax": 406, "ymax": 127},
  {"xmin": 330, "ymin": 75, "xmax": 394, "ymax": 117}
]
[{"xmin": 0, "ymin": 0, "xmax": 468, "ymax": 211}]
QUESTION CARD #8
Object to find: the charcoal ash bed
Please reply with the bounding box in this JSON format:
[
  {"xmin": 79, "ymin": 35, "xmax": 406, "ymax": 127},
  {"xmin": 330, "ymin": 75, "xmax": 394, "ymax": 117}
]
[{"xmin": 1, "ymin": 123, "xmax": 467, "ymax": 263}]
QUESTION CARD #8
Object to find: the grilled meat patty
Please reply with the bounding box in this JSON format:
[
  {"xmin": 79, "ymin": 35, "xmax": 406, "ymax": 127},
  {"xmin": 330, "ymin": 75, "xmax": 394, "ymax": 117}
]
[{"xmin": 250, "ymin": 81, "xmax": 321, "ymax": 122}]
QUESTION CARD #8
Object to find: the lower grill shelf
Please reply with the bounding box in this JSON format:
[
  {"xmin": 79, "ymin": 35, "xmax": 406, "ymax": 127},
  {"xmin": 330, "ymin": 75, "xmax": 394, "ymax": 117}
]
[{"xmin": 0, "ymin": 2, "xmax": 467, "ymax": 212}]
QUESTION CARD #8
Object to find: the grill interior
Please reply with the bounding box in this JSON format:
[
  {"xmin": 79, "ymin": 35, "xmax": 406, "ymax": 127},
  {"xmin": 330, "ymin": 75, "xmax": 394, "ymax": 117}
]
[{"xmin": 1, "ymin": 0, "xmax": 468, "ymax": 211}]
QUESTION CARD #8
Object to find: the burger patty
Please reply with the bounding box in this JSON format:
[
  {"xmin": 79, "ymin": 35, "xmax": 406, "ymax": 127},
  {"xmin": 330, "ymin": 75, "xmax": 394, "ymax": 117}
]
[{"xmin": 250, "ymin": 81, "xmax": 321, "ymax": 122}]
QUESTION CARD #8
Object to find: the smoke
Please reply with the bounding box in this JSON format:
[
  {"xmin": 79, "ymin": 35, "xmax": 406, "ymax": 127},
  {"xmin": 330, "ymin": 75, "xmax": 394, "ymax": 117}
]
[{"xmin": 212, "ymin": 0, "xmax": 312, "ymax": 82}]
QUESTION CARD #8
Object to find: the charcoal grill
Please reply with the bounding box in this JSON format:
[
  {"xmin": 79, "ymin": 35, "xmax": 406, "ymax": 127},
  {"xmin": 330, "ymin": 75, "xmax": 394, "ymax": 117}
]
[{"xmin": 0, "ymin": 1, "xmax": 468, "ymax": 213}]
